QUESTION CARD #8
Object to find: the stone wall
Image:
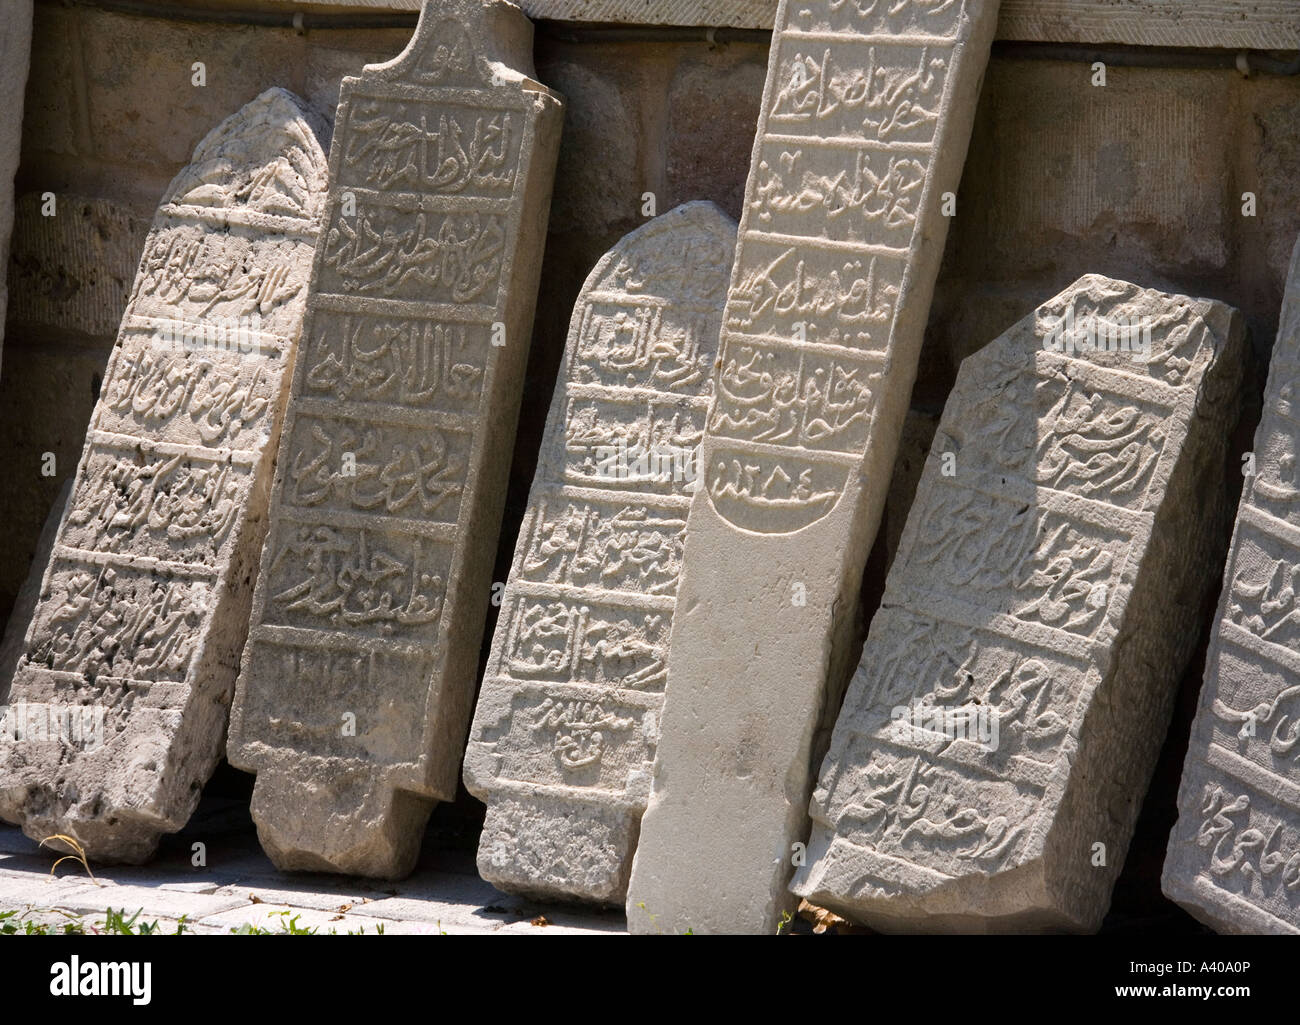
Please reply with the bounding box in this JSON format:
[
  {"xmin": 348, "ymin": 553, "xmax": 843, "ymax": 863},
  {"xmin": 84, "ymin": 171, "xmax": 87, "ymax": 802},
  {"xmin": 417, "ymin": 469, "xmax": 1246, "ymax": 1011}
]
[{"xmin": 2, "ymin": 0, "xmax": 1298, "ymax": 925}]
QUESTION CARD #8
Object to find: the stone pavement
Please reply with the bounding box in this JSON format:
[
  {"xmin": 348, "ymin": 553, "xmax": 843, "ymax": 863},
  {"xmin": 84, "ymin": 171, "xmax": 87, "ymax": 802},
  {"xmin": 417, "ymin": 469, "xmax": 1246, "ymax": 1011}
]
[{"xmin": 0, "ymin": 794, "xmax": 626, "ymax": 936}]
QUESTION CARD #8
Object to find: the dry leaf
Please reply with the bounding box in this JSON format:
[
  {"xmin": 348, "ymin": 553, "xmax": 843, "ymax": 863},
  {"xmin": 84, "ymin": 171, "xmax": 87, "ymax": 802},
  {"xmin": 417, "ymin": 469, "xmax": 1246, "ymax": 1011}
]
[{"xmin": 797, "ymin": 898, "xmax": 849, "ymax": 934}]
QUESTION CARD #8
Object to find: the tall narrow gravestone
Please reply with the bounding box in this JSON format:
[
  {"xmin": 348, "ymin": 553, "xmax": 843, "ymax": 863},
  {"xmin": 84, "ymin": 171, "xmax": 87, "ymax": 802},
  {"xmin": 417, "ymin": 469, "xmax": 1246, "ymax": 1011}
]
[
  {"xmin": 227, "ymin": 0, "xmax": 563, "ymax": 878},
  {"xmin": 464, "ymin": 202, "xmax": 737, "ymax": 902},
  {"xmin": 626, "ymin": 0, "xmax": 1001, "ymax": 933},
  {"xmin": 0, "ymin": 89, "xmax": 327, "ymax": 861},
  {"xmin": 791, "ymin": 275, "xmax": 1246, "ymax": 932},
  {"xmin": 1164, "ymin": 238, "xmax": 1300, "ymax": 935}
]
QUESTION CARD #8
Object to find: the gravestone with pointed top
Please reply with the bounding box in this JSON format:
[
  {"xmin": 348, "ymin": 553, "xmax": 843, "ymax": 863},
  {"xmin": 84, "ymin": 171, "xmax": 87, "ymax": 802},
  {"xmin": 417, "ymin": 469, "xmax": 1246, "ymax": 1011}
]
[
  {"xmin": 228, "ymin": 0, "xmax": 564, "ymax": 879},
  {"xmin": 0, "ymin": 88, "xmax": 328, "ymax": 861}
]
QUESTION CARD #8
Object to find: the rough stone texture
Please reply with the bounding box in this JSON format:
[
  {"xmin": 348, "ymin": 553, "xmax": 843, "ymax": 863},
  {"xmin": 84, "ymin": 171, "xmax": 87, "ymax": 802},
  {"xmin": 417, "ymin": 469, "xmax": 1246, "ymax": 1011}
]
[
  {"xmin": 5, "ymin": 0, "xmax": 1300, "ymax": 934},
  {"xmin": 8, "ymin": 194, "xmax": 150, "ymax": 340},
  {"xmin": 0, "ymin": 88, "xmax": 328, "ymax": 862},
  {"xmin": 0, "ymin": 479, "xmax": 71, "ymax": 689},
  {"xmin": 664, "ymin": 55, "xmax": 767, "ymax": 220},
  {"xmin": 1163, "ymin": 237, "xmax": 1300, "ymax": 936},
  {"xmin": 227, "ymin": 0, "xmax": 564, "ymax": 880},
  {"xmin": 792, "ymin": 275, "xmax": 1247, "ymax": 932},
  {"xmin": 7, "ymin": 3, "xmax": 1300, "ymax": 640},
  {"xmin": 464, "ymin": 202, "xmax": 737, "ymax": 903},
  {"xmin": 280, "ymin": 0, "xmax": 1300, "ymax": 48},
  {"xmin": 0, "ymin": 341, "xmax": 112, "ymax": 628},
  {"xmin": 626, "ymin": 0, "xmax": 1002, "ymax": 935},
  {"xmin": 541, "ymin": 60, "xmax": 643, "ymax": 238},
  {"xmin": 0, "ymin": 0, "xmax": 34, "ymax": 374}
]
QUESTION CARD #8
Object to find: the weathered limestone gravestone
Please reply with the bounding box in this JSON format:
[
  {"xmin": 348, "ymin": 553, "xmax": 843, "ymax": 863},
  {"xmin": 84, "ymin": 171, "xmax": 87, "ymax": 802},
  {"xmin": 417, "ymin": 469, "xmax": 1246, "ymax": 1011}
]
[
  {"xmin": 0, "ymin": 0, "xmax": 34, "ymax": 376},
  {"xmin": 626, "ymin": 0, "xmax": 1001, "ymax": 934},
  {"xmin": 228, "ymin": 0, "xmax": 564, "ymax": 879},
  {"xmin": 791, "ymin": 275, "xmax": 1246, "ymax": 932},
  {"xmin": 0, "ymin": 89, "xmax": 327, "ymax": 861},
  {"xmin": 1164, "ymin": 238, "xmax": 1300, "ymax": 935},
  {"xmin": 464, "ymin": 202, "xmax": 736, "ymax": 902}
]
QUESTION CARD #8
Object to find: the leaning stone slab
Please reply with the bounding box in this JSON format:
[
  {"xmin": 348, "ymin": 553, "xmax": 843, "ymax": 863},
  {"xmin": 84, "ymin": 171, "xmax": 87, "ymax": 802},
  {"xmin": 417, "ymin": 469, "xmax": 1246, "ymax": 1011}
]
[
  {"xmin": 228, "ymin": 0, "xmax": 564, "ymax": 879},
  {"xmin": 464, "ymin": 201, "xmax": 737, "ymax": 902},
  {"xmin": 0, "ymin": 0, "xmax": 33, "ymax": 375},
  {"xmin": 0, "ymin": 88, "xmax": 328, "ymax": 861},
  {"xmin": 625, "ymin": 0, "xmax": 1001, "ymax": 935},
  {"xmin": 1164, "ymin": 237, "xmax": 1300, "ymax": 935},
  {"xmin": 791, "ymin": 274, "xmax": 1247, "ymax": 932}
]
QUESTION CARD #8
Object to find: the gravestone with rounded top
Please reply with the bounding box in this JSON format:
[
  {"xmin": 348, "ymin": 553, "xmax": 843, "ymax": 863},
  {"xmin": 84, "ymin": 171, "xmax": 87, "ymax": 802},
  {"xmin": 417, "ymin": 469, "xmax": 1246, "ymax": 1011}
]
[{"xmin": 464, "ymin": 201, "xmax": 737, "ymax": 902}]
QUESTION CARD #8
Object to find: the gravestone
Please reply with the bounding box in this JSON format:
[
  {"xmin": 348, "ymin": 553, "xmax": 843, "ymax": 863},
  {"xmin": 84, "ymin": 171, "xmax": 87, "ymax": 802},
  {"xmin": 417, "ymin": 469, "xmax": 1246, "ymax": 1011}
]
[
  {"xmin": 0, "ymin": 0, "xmax": 33, "ymax": 376},
  {"xmin": 626, "ymin": 0, "xmax": 1002, "ymax": 934},
  {"xmin": 1164, "ymin": 237, "xmax": 1300, "ymax": 935},
  {"xmin": 227, "ymin": 0, "xmax": 564, "ymax": 879},
  {"xmin": 0, "ymin": 88, "xmax": 328, "ymax": 861},
  {"xmin": 791, "ymin": 275, "xmax": 1246, "ymax": 932},
  {"xmin": 464, "ymin": 202, "xmax": 737, "ymax": 902}
]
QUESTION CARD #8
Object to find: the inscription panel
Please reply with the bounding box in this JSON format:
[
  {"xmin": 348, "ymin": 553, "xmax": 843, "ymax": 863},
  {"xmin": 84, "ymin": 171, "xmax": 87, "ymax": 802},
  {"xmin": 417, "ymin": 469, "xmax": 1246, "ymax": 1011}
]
[
  {"xmin": 258, "ymin": 519, "xmax": 451, "ymax": 644},
  {"xmin": 301, "ymin": 313, "xmax": 488, "ymax": 412},
  {"xmin": 281, "ymin": 413, "xmax": 471, "ymax": 523}
]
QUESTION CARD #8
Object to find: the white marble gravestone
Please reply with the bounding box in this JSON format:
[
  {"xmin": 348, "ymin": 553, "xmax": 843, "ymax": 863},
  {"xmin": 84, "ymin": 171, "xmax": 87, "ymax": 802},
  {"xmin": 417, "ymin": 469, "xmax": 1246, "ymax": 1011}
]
[{"xmin": 625, "ymin": 0, "xmax": 1002, "ymax": 935}]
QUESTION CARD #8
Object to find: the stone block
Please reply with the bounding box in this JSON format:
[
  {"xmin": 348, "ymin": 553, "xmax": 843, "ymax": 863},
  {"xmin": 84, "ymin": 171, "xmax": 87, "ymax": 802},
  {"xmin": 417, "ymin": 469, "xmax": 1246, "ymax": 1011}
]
[
  {"xmin": 0, "ymin": 88, "xmax": 328, "ymax": 862},
  {"xmin": 464, "ymin": 201, "xmax": 736, "ymax": 903},
  {"xmin": 793, "ymin": 274, "xmax": 1247, "ymax": 932},
  {"xmin": 228, "ymin": 0, "xmax": 564, "ymax": 879}
]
